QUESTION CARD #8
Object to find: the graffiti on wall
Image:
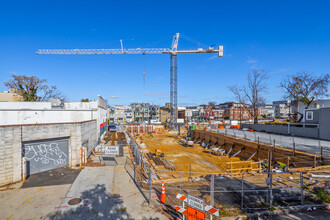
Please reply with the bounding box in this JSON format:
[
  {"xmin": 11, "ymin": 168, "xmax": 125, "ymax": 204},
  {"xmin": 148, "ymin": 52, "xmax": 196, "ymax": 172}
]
[{"xmin": 23, "ymin": 143, "xmax": 68, "ymax": 165}]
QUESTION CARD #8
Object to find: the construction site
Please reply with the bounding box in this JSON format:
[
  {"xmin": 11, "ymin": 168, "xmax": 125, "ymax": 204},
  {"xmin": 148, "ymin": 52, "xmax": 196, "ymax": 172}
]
[{"xmin": 124, "ymin": 124, "xmax": 330, "ymax": 219}]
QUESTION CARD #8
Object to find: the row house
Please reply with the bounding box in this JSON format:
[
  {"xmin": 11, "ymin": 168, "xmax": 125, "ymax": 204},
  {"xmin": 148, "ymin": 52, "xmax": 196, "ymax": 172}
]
[
  {"xmin": 114, "ymin": 105, "xmax": 125, "ymax": 123},
  {"xmin": 124, "ymin": 106, "xmax": 133, "ymax": 123},
  {"xmin": 160, "ymin": 103, "xmax": 171, "ymax": 123},
  {"xmin": 273, "ymin": 100, "xmax": 297, "ymax": 119},
  {"xmin": 196, "ymin": 105, "xmax": 225, "ymax": 122},
  {"xmin": 178, "ymin": 107, "xmax": 186, "ymax": 123},
  {"xmin": 149, "ymin": 105, "xmax": 160, "ymax": 122},
  {"xmin": 131, "ymin": 103, "xmax": 150, "ymax": 123},
  {"xmin": 108, "ymin": 107, "xmax": 115, "ymax": 123},
  {"xmin": 131, "ymin": 102, "xmax": 160, "ymax": 123}
]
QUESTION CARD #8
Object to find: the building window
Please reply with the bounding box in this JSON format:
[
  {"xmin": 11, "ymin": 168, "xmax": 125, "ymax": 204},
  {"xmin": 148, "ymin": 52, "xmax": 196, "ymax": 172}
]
[{"xmin": 306, "ymin": 111, "xmax": 313, "ymax": 120}]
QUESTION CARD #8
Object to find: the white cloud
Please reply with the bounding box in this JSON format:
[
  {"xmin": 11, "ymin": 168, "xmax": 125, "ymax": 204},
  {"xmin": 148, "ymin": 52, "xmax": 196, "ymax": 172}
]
[
  {"xmin": 208, "ymin": 55, "xmax": 218, "ymax": 60},
  {"xmin": 109, "ymin": 96, "xmax": 120, "ymax": 99},
  {"xmin": 247, "ymin": 59, "xmax": 258, "ymax": 64},
  {"xmin": 178, "ymin": 102, "xmax": 197, "ymax": 106}
]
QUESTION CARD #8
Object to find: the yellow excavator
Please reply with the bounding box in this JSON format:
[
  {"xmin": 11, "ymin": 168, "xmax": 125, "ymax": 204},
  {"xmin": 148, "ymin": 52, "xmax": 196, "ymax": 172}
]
[{"xmin": 146, "ymin": 132, "xmax": 155, "ymax": 138}]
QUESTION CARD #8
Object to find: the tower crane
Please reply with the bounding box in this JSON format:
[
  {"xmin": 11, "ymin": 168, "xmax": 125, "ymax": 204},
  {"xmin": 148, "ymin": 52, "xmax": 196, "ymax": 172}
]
[{"xmin": 37, "ymin": 33, "xmax": 223, "ymax": 126}]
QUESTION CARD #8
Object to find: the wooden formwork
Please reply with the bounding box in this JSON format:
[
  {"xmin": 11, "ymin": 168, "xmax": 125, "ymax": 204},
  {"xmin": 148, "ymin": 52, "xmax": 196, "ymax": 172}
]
[{"xmin": 191, "ymin": 130, "xmax": 330, "ymax": 168}]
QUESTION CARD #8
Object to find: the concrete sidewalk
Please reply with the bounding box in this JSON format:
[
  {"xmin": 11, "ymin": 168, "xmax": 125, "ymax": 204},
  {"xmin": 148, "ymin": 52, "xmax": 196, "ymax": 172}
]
[
  {"xmin": 50, "ymin": 166, "xmax": 123, "ymax": 219},
  {"xmin": 50, "ymin": 165, "xmax": 167, "ymax": 219},
  {"xmin": 113, "ymin": 163, "xmax": 167, "ymax": 219}
]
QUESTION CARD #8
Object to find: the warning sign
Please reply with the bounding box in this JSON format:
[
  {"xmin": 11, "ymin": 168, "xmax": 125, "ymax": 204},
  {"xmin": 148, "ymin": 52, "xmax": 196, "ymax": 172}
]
[
  {"xmin": 105, "ymin": 146, "xmax": 119, "ymax": 155},
  {"xmin": 187, "ymin": 206, "xmax": 205, "ymax": 220},
  {"xmin": 187, "ymin": 194, "xmax": 204, "ymax": 211}
]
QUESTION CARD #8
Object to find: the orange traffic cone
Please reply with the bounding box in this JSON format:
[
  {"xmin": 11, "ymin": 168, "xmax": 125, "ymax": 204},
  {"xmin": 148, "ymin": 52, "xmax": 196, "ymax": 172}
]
[{"xmin": 160, "ymin": 181, "xmax": 166, "ymax": 203}]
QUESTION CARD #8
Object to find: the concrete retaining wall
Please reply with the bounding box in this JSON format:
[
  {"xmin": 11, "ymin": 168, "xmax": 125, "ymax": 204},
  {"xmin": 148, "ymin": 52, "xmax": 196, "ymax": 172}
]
[
  {"xmin": 191, "ymin": 130, "xmax": 329, "ymax": 168},
  {"xmin": 0, "ymin": 120, "xmax": 97, "ymax": 187}
]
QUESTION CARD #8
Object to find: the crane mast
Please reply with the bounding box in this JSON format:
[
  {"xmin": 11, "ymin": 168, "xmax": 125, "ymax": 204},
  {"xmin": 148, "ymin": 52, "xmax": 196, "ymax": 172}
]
[
  {"xmin": 169, "ymin": 33, "xmax": 179, "ymax": 125},
  {"xmin": 37, "ymin": 33, "xmax": 223, "ymax": 126}
]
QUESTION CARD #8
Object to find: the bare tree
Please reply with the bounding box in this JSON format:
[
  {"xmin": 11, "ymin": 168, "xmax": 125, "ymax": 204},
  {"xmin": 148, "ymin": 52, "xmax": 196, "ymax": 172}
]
[
  {"xmin": 280, "ymin": 72, "xmax": 329, "ymax": 121},
  {"xmin": 208, "ymin": 101, "xmax": 217, "ymax": 109},
  {"xmin": 229, "ymin": 69, "xmax": 268, "ymax": 124},
  {"xmin": 4, "ymin": 74, "xmax": 65, "ymax": 101}
]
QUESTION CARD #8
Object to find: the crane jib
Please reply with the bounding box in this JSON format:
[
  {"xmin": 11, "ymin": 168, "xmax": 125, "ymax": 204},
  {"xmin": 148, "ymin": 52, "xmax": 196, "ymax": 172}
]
[{"xmin": 36, "ymin": 47, "xmax": 223, "ymax": 56}]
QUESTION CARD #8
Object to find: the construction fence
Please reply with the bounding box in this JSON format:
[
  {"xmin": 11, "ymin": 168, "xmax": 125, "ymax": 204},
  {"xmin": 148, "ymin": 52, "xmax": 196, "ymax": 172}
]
[{"xmin": 125, "ymin": 136, "xmax": 330, "ymax": 218}]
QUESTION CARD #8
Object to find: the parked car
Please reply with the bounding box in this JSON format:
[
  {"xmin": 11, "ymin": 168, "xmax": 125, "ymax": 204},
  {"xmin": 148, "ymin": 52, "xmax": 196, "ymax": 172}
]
[{"xmin": 108, "ymin": 124, "xmax": 116, "ymax": 132}]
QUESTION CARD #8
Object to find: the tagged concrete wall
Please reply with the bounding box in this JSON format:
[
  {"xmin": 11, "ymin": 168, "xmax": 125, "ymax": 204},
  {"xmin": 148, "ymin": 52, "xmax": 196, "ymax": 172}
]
[{"xmin": 0, "ymin": 120, "xmax": 97, "ymax": 187}]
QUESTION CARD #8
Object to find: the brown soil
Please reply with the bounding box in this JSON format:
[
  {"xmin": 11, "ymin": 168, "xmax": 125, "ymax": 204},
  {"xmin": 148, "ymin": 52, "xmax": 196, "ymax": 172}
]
[
  {"xmin": 104, "ymin": 131, "xmax": 126, "ymax": 145},
  {"xmin": 85, "ymin": 158, "xmax": 105, "ymax": 167},
  {"xmin": 140, "ymin": 134, "xmax": 246, "ymax": 175}
]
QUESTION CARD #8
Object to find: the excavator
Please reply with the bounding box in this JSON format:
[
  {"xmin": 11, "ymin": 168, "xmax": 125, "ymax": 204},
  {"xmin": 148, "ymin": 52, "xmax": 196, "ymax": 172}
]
[{"xmin": 145, "ymin": 132, "xmax": 155, "ymax": 138}]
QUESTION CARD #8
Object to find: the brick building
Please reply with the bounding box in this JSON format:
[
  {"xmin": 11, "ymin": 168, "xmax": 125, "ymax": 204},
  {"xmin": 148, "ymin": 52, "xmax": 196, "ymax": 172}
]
[
  {"xmin": 219, "ymin": 102, "xmax": 269, "ymax": 120},
  {"xmin": 219, "ymin": 102, "xmax": 249, "ymax": 120}
]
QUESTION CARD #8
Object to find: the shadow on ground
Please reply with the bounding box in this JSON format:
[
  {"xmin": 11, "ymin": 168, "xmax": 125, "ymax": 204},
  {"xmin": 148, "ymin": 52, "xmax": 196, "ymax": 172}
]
[{"xmin": 48, "ymin": 184, "xmax": 160, "ymax": 220}]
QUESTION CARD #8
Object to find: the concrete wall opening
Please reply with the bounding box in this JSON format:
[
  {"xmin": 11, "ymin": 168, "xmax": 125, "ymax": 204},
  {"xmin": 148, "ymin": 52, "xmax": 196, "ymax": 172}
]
[{"xmin": 22, "ymin": 137, "xmax": 69, "ymax": 175}]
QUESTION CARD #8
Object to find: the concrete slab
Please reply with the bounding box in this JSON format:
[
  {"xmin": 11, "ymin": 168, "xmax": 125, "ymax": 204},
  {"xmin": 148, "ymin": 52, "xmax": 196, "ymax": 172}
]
[{"xmin": 113, "ymin": 165, "xmax": 168, "ymax": 219}]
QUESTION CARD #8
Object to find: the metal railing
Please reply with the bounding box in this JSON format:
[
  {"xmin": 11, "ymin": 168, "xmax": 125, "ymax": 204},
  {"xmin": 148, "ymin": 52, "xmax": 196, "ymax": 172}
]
[{"xmin": 209, "ymin": 128, "xmax": 330, "ymax": 156}]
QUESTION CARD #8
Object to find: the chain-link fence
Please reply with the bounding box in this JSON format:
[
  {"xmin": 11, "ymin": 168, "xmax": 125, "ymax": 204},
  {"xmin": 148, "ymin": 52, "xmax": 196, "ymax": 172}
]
[
  {"xmin": 150, "ymin": 170, "xmax": 329, "ymax": 217},
  {"xmin": 125, "ymin": 134, "xmax": 330, "ymax": 218},
  {"xmin": 208, "ymin": 128, "xmax": 330, "ymax": 156}
]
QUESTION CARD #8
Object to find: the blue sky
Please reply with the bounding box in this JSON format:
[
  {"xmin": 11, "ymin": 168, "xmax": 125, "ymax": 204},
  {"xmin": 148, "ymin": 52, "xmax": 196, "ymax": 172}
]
[{"xmin": 1, "ymin": 0, "xmax": 330, "ymax": 106}]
